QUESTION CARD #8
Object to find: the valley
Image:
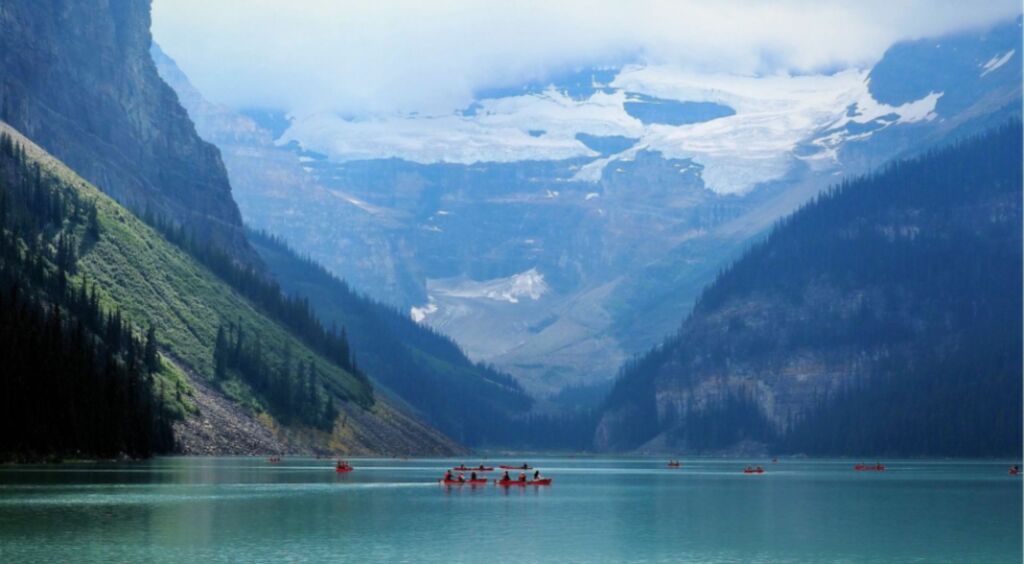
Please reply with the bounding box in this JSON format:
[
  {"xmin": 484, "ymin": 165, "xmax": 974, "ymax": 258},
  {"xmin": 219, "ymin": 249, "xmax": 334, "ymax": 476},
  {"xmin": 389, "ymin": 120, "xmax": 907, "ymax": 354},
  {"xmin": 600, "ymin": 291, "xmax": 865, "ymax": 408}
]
[{"xmin": 155, "ymin": 20, "xmax": 1022, "ymax": 397}]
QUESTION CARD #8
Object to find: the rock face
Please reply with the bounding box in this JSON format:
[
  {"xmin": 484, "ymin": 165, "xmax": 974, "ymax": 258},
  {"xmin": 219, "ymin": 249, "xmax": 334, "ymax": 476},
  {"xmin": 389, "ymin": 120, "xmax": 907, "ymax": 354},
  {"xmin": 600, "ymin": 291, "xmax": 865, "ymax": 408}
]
[
  {"xmin": 594, "ymin": 123, "xmax": 1023, "ymax": 456},
  {"xmin": 0, "ymin": 0, "xmax": 253, "ymax": 261}
]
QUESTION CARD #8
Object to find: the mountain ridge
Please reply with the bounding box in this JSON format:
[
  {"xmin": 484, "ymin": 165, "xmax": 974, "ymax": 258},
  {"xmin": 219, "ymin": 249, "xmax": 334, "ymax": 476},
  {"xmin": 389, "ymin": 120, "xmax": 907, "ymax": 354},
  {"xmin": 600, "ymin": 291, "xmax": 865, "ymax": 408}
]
[{"xmin": 594, "ymin": 121, "xmax": 1023, "ymax": 457}]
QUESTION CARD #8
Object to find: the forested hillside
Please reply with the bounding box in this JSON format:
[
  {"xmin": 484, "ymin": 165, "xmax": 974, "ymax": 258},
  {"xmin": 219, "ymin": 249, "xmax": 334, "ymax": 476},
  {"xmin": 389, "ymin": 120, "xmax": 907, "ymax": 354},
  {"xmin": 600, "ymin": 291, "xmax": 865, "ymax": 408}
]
[
  {"xmin": 248, "ymin": 230, "xmax": 537, "ymax": 446},
  {"xmin": 0, "ymin": 123, "xmax": 458, "ymax": 457},
  {"xmin": 0, "ymin": 131, "xmax": 176, "ymax": 459},
  {"xmin": 595, "ymin": 121, "xmax": 1023, "ymax": 457}
]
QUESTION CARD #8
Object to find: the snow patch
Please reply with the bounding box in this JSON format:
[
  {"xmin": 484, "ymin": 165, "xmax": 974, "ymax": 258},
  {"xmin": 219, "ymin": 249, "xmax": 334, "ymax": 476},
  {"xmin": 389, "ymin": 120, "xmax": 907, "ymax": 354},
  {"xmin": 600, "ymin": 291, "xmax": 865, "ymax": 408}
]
[
  {"xmin": 327, "ymin": 190, "xmax": 392, "ymax": 217},
  {"xmin": 433, "ymin": 268, "xmax": 548, "ymax": 304},
  {"xmin": 804, "ymin": 91, "xmax": 942, "ymax": 161},
  {"xmin": 410, "ymin": 301, "xmax": 438, "ymax": 323},
  {"xmin": 980, "ymin": 50, "xmax": 1015, "ymax": 77}
]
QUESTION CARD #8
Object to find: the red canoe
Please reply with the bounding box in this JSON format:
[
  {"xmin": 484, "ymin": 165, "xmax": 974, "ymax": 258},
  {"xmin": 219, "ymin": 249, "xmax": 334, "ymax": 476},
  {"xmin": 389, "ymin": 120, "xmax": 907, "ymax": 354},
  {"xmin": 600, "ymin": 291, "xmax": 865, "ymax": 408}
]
[
  {"xmin": 440, "ymin": 478, "xmax": 488, "ymax": 485},
  {"xmin": 453, "ymin": 466, "xmax": 494, "ymax": 472},
  {"xmin": 496, "ymin": 478, "xmax": 552, "ymax": 486},
  {"xmin": 854, "ymin": 464, "xmax": 885, "ymax": 472},
  {"xmin": 499, "ymin": 465, "xmax": 533, "ymax": 470},
  {"xmin": 335, "ymin": 466, "xmax": 353, "ymax": 473},
  {"xmin": 743, "ymin": 469, "xmax": 765, "ymax": 474}
]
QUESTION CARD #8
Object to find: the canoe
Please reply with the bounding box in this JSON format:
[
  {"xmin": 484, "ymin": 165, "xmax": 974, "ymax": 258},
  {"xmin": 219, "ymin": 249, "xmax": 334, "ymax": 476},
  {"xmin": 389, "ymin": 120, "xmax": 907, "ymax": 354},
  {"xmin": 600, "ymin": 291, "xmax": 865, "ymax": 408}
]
[
  {"xmin": 496, "ymin": 478, "xmax": 552, "ymax": 486},
  {"xmin": 853, "ymin": 464, "xmax": 885, "ymax": 471},
  {"xmin": 335, "ymin": 466, "xmax": 353, "ymax": 473},
  {"xmin": 440, "ymin": 478, "xmax": 488, "ymax": 485},
  {"xmin": 743, "ymin": 469, "xmax": 764, "ymax": 474},
  {"xmin": 499, "ymin": 465, "xmax": 533, "ymax": 470},
  {"xmin": 453, "ymin": 466, "xmax": 493, "ymax": 472}
]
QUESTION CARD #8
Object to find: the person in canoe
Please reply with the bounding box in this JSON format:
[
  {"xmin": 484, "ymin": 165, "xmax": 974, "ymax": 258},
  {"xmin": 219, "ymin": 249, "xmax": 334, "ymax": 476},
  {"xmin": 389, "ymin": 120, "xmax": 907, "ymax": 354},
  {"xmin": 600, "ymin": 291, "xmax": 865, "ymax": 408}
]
[
  {"xmin": 1010, "ymin": 465, "xmax": 1020, "ymax": 476},
  {"xmin": 501, "ymin": 470, "xmax": 511, "ymax": 481},
  {"xmin": 470, "ymin": 471, "xmax": 478, "ymax": 481},
  {"xmin": 457, "ymin": 473, "xmax": 466, "ymax": 483},
  {"xmin": 518, "ymin": 472, "xmax": 527, "ymax": 482},
  {"xmin": 533, "ymin": 470, "xmax": 540, "ymax": 480},
  {"xmin": 444, "ymin": 470, "xmax": 454, "ymax": 481}
]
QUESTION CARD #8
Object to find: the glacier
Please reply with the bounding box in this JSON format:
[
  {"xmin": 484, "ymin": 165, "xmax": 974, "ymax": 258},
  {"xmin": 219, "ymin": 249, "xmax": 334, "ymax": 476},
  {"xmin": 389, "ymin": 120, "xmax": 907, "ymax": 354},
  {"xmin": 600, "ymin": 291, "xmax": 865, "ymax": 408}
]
[{"xmin": 280, "ymin": 65, "xmax": 942, "ymax": 195}]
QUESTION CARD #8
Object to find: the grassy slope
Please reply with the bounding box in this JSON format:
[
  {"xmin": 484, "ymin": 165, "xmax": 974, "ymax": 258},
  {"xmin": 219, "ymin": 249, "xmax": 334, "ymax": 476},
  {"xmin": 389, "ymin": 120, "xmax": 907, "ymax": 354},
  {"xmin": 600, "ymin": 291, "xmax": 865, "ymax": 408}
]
[{"xmin": 1, "ymin": 122, "xmax": 458, "ymax": 455}]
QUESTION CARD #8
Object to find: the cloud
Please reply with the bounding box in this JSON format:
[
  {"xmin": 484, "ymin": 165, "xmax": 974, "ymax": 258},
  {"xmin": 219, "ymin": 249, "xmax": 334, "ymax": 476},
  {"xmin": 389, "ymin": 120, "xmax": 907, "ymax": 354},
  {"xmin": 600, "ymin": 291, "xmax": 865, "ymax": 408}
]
[{"xmin": 151, "ymin": 0, "xmax": 1020, "ymax": 116}]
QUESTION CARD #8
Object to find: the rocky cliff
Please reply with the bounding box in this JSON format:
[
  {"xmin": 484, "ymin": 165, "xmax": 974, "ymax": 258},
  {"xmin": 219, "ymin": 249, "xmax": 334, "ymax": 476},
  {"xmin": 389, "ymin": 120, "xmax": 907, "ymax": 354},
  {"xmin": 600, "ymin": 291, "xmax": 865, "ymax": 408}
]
[{"xmin": 0, "ymin": 0, "xmax": 253, "ymax": 260}]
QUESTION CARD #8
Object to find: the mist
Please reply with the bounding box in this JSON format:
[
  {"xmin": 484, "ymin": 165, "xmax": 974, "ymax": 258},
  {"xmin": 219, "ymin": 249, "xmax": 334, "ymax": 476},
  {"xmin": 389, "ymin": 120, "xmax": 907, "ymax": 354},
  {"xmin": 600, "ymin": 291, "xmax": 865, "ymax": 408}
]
[{"xmin": 151, "ymin": 0, "xmax": 1021, "ymax": 116}]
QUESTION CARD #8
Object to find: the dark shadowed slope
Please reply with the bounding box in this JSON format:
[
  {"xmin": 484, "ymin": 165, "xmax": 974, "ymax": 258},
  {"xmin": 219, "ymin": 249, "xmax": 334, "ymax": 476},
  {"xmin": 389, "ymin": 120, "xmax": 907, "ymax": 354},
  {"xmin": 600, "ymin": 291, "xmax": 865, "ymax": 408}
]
[{"xmin": 596, "ymin": 121, "xmax": 1023, "ymax": 457}]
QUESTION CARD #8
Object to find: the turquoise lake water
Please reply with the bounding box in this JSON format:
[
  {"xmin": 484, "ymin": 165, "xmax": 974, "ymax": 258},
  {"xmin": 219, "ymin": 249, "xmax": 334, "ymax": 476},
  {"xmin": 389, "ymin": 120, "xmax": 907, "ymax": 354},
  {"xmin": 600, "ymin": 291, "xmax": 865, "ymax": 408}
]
[{"xmin": 0, "ymin": 457, "xmax": 1019, "ymax": 562}]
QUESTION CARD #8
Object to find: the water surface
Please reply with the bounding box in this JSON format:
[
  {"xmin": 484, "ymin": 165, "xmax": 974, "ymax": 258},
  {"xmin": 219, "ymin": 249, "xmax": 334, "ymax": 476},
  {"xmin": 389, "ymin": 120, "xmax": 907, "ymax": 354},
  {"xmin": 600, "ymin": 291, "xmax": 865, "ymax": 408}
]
[{"xmin": 0, "ymin": 457, "xmax": 1019, "ymax": 562}]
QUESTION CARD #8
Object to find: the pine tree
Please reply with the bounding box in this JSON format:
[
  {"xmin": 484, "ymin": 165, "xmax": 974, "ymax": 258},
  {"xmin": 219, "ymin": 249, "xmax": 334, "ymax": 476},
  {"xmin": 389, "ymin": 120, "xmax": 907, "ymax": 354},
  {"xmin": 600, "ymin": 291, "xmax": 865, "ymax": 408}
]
[
  {"xmin": 213, "ymin": 325, "xmax": 228, "ymax": 380},
  {"xmin": 86, "ymin": 201, "xmax": 100, "ymax": 239},
  {"xmin": 144, "ymin": 325, "xmax": 160, "ymax": 374}
]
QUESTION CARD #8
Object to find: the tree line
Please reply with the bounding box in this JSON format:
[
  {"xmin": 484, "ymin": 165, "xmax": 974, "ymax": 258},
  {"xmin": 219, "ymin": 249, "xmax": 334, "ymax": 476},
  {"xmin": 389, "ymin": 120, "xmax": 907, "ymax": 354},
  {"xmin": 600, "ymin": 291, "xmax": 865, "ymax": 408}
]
[
  {"xmin": 143, "ymin": 209, "xmax": 368, "ymax": 385},
  {"xmin": 0, "ymin": 131, "xmax": 174, "ymax": 459},
  {"xmin": 213, "ymin": 322, "xmax": 338, "ymax": 430},
  {"xmin": 246, "ymin": 228, "xmax": 543, "ymax": 447},
  {"xmin": 600, "ymin": 120, "xmax": 1023, "ymax": 456}
]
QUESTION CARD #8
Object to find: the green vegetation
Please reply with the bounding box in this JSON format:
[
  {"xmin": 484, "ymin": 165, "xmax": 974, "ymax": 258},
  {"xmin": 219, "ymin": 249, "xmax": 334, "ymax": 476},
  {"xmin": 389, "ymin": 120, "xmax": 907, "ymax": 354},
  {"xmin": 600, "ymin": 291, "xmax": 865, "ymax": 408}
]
[
  {"xmin": 71, "ymin": 156, "xmax": 373, "ymax": 411},
  {"xmin": 0, "ymin": 124, "xmax": 378, "ymax": 457},
  {"xmin": 213, "ymin": 322, "xmax": 339, "ymax": 429},
  {"xmin": 248, "ymin": 229, "xmax": 533, "ymax": 446},
  {"xmin": 144, "ymin": 210, "xmax": 368, "ymax": 384},
  {"xmin": 0, "ymin": 131, "xmax": 174, "ymax": 458}
]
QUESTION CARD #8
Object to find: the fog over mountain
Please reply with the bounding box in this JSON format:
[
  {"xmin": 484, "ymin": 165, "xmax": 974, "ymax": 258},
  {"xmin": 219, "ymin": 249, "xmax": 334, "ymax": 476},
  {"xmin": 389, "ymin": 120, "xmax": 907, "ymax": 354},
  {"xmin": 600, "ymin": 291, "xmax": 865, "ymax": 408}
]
[
  {"xmin": 152, "ymin": 5, "xmax": 1021, "ymax": 397},
  {"xmin": 152, "ymin": 0, "xmax": 1020, "ymax": 116}
]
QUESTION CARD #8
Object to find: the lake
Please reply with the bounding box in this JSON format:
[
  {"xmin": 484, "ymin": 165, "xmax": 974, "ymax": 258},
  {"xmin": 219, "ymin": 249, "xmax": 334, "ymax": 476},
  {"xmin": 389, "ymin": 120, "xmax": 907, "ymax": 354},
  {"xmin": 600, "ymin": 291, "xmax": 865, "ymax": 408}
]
[{"xmin": 0, "ymin": 457, "xmax": 1019, "ymax": 562}]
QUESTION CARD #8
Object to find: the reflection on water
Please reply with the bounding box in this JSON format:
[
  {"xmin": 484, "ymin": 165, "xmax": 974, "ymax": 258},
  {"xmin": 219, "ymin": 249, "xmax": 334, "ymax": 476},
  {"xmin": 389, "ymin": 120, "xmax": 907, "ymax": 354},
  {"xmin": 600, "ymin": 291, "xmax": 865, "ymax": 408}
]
[{"xmin": 0, "ymin": 457, "xmax": 1020, "ymax": 563}]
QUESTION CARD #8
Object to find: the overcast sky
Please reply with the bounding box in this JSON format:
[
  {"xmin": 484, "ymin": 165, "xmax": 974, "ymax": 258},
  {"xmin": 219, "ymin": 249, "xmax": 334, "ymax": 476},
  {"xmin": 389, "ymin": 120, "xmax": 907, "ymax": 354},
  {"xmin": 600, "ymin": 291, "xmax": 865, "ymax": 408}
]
[{"xmin": 151, "ymin": 0, "xmax": 1021, "ymax": 116}]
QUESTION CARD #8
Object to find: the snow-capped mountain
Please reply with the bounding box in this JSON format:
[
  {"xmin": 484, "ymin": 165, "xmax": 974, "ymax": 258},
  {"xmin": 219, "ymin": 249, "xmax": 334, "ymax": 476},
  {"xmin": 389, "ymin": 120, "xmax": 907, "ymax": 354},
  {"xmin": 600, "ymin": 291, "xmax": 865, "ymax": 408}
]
[
  {"xmin": 283, "ymin": 66, "xmax": 942, "ymax": 195},
  {"xmin": 156, "ymin": 17, "xmax": 1021, "ymax": 396}
]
